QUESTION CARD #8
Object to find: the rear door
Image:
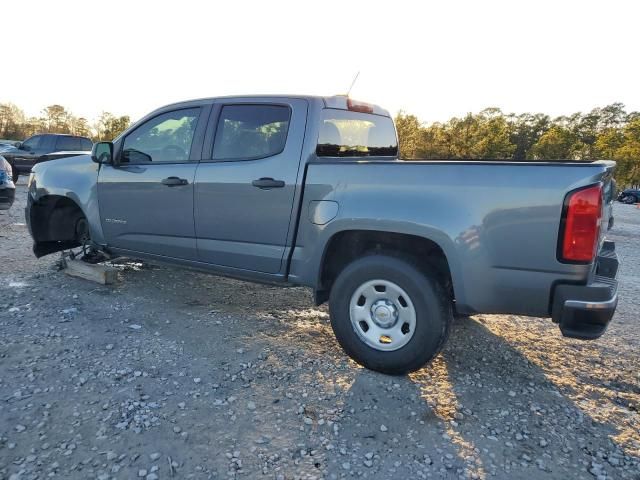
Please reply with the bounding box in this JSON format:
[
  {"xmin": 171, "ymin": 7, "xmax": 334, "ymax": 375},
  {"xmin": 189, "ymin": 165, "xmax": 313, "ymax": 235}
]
[
  {"xmin": 98, "ymin": 106, "xmax": 206, "ymax": 260},
  {"xmin": 194, "ymin": 98, "xmax": 308, "ymax": 274}
]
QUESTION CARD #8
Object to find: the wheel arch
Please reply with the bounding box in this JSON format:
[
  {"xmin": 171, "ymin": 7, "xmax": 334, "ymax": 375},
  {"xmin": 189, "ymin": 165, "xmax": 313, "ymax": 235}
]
[
  {"xmin": 28, "ymin": 194, "xmax": 89, "ymax": 257},
  {"xmin": 315, "ymin": 228, "xmax": 464, "ymax": 309}
]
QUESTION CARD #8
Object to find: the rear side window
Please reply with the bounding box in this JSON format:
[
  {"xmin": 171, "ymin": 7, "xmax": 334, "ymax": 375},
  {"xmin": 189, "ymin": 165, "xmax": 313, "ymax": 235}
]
[
  {"xmin": 213, "ymin": 105, "xmax": 291, "ymax": 160},
  {"xmin": 81, "ymin": 138, "xmax": 93, "ymax": 151},
  {"xmin": 316, "ymin": 109, "xmax": 398, "ymax": 157},
  {"xmin": 55, "ymin": 136, "xmax": 81, "ymax": 151}
]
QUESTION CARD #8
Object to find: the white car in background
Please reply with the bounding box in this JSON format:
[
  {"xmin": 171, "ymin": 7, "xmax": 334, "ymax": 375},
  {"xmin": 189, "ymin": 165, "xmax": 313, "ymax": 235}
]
[
  {"xmin": 0, "ymin": 155, "xmax": 15, "ymax": 210},
  {"xmin": 0, "ymin": 140, "xmax": 20, "ymax": 152}
]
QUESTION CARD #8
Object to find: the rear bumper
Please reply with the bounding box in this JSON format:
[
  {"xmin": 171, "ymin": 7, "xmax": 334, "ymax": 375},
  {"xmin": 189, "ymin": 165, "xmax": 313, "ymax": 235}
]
[{"xmin": 552, "ymin": 241, "xmax": 619, "ymax": 339}]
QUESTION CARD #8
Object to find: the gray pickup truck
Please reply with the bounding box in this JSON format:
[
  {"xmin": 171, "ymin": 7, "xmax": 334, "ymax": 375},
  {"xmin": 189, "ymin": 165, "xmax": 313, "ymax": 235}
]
[{"xmin": 25, "ymin": 95, "xmax": 619, "ymax": 374}]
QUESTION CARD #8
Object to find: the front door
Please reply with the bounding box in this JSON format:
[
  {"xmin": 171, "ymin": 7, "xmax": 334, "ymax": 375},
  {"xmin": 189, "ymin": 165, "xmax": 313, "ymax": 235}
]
[
  {"xmin": 11, "ymin": 134, "xmax": 49, "ymax": 172},
  {"xmin": 194, "ymin": 99, "xmax": 308, "ymax": 274},
  {"xmin": 98, "ymin": 107, "xmax": 202, "ymax": 260}
]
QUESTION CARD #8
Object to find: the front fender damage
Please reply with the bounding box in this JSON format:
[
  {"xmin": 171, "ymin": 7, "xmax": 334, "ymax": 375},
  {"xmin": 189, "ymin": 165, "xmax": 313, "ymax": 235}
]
[{"xmin": 26, "ymin": 194, "xmax": 87, "ymax": 258}]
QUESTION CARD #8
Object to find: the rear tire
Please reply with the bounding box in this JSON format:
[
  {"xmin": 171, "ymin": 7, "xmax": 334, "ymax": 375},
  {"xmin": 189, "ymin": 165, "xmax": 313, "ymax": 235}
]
[{"xmin": 329, "ymin": 254, "xmax": 452, "ymax": 375}]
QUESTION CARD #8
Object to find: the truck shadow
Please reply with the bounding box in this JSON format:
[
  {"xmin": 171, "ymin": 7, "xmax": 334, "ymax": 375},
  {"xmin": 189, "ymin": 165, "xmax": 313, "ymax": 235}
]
[
  {"xmin": 106, "ymin": 265, "xmax": 638, "ymax": 477},
  {"xmin": 337, "ymin": 315, "xmax": 636, "ymax": 478}
]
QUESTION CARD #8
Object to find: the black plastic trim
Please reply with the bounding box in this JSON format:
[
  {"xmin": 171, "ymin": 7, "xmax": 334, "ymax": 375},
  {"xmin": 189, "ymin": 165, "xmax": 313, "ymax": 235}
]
[{"xmin": 551, "ymin": 248, "xmax": 618, "ymax": 340}]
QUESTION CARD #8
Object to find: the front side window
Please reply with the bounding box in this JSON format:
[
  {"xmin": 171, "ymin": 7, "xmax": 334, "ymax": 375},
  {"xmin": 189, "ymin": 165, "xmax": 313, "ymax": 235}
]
[
  {"xmin": 122, "ymin": 108, "xmax": 200, "ymax": 163},
  {"xmin": 213, "ymin": 105, "xmax": 290, "ymax": 160},
  {"xmin": 316, "ymin": 109, "xmax": 398, "ymax": 157},
  {"xmin": 22, "ymin": 135, "xmax": 42, "ymax": 151}
]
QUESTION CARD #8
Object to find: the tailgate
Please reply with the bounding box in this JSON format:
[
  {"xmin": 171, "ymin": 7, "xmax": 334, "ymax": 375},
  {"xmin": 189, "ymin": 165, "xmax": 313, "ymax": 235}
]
[{"xmin": 599, "ymin": 161, "xmax": 616, "ymax": 241}]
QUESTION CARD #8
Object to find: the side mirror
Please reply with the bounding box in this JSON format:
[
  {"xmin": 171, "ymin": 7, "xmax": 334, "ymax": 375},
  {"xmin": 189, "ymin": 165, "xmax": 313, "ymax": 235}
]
[
  {"xmin": 91, "ymin": 142, "xmax": 113, "ymax": 164},
  {"xmin": 15, "ymin": 142, "xmax": 22, "ymax": 150}
]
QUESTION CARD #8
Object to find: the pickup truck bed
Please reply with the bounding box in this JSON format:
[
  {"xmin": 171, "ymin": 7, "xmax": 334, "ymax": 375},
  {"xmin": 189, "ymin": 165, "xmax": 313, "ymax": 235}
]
[
  {"xmin": 25, "ymin": 95, "xmax": 619, "ymax": 374},
  {"xmin": 292, "ymin": 159, "xmax": 616, "ymax": 318}
]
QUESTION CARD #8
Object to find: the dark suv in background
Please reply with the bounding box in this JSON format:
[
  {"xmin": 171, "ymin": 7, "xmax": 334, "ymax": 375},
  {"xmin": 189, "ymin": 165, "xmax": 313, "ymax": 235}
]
[
  {"xmin": 2, "ymin": 133, "xmax": 92, "ymax": 182},
  {"xmin": 617, "ymin": 188, "xmax": 639, "ymax": 204}
]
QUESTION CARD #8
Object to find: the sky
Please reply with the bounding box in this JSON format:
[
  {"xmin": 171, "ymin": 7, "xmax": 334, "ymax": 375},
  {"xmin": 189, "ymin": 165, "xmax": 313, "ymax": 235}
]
[{"xmin": 2, "ymin": 0, "xmax": 639, "ymax": 124}]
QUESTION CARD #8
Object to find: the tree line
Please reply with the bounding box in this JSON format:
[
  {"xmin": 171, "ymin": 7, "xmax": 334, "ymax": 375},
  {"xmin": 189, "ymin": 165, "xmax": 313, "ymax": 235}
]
[
  {"xmin": 0, "ymin": 103, "xmax": 131, "ymax": 143},
  {"xmin": 1, "ymin": 101, "xmax": 638, "ymax": 186},
  {"xmin": 396, "ymin": 103, "xmax": 640, "ymax": 187}
]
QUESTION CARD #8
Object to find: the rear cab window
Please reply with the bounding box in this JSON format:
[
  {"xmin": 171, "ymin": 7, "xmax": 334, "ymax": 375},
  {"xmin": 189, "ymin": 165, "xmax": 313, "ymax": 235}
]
[
  {"xmin": 81, "ymin": 138, "xmax": 93, "ymax": 151},
  {"xmin": 55, "ymin": 136, "xmax": 81, "ymax": 151},
  {"xmin": 316, "ymin": 109, "xmax": 398, "ymax": 158},
  {"xmin": 40, "ymin": 135, "xmax": 57, "ymax": 151}
]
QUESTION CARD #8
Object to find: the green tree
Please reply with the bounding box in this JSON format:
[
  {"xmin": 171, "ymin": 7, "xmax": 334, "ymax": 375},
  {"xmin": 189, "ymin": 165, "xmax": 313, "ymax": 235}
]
[
  {"xmin": 474, "ymin": 108, "xmax": 516, "ymax": 159},
  {"xmin": 529, "ymin": 125, "xmax": 578, "ymax": 160},
  {"xmin": 595, "ymin": 128, "xmax": 625, "ymax": 158},
  {"xmin": 394, "ymin": 111, "xmax": 423, "ymax": 159},
  {"xmin": 71, "ymin": 117, "xmax": 91, "ymax": 138},
  {"xmin": 421, "ymin": 123, "xmax": 453, "ymax": 159},
  {"xmin": 508, "ymin": 113, "xmax": 550, "ymax": 160},
  {"xmin": 445, "ymin": 109, "xmax": 515, "ymax": 159},
  {"xmin": 0, "ymin": 103, "xmax": 26, "ymax": 139},
  {"xmin": 613, "ymin": 118, "xmax": 640, "ymax": 186},
  {"xmin": 94, "ymin": 112, "xmax": 131, "ymax": 141},
  {"xmin": 42, "ymin": 105, "xmax": 71, "ymax": 133}
]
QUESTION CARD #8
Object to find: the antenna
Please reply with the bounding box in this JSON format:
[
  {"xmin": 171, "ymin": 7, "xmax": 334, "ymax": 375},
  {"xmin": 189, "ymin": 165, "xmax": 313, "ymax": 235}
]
[{"xmin": 346, "ymin": 71, "xmax": 360, "ymax": 97}]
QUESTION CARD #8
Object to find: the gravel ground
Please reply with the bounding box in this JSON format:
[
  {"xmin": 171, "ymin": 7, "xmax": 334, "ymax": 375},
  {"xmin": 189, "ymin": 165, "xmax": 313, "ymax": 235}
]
[{"xmin": 1, "ymin": 180, "xmax": 638, "ymax": 480}]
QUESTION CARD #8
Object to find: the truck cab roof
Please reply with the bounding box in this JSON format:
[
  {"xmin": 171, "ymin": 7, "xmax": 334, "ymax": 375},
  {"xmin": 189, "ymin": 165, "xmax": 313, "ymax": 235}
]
[{"xmin": 156, "ymin": 95, "xmax": 391, "ymax": 117}]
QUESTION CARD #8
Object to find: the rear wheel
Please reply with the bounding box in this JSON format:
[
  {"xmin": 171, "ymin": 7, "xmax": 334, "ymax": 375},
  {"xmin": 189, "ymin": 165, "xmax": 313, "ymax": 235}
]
[{"xmin": 329, "ymin": 254, "xmax": 452, "ymax": 375}]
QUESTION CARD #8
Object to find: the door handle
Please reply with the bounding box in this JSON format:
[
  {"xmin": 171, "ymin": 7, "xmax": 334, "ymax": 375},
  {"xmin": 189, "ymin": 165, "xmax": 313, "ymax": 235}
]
[
  {"xmin": 252, "ymin": 177, "xmax": 285, "ymax": 189},
  {"xmin": 161, "ymin": 176, "xmax": 189, "ymax": 186}
]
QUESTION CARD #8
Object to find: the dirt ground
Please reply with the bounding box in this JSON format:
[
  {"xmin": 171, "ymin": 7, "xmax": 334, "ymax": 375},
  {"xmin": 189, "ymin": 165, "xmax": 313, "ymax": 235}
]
[{"xmin": 1, "ymin": 179, "xmax": 639, "ymax": 480}]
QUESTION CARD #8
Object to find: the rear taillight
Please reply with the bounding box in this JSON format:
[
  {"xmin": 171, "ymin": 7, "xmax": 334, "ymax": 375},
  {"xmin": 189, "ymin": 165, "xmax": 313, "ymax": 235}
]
[{"xmin": 559, "ymin": 184, "xmax": 603, "ymax": 263}]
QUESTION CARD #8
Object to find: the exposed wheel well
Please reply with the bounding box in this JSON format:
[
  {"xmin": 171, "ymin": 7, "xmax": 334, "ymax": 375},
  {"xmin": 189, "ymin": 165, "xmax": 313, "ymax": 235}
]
[
  {"xmin": 29, "ymin": 195, "xmax": 87, "ymax": 257},
  {"xmin": 317, "ymin": 230, "xmax": 454, "ymax": 305}
]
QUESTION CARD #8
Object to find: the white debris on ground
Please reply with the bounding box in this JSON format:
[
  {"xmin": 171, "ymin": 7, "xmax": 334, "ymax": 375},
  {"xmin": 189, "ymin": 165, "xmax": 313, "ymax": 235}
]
[{"xmin": 1, "ymin": 180, "xmax": 638, "ymax": 479}]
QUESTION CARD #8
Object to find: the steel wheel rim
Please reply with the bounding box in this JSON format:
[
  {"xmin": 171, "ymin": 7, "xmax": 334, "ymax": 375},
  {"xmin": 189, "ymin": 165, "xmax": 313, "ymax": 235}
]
[{"xmin": 349, "ymin": 279, "xmax": 417, "ymax": 351}]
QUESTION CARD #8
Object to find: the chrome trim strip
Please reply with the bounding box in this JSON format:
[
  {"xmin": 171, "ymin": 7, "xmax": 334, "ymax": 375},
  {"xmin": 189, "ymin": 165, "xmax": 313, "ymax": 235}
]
[{"xmin": 564, "ymin": 295, "xmax": 618, "ymax": 310}]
